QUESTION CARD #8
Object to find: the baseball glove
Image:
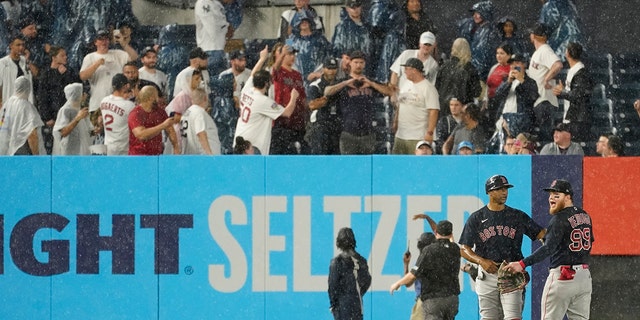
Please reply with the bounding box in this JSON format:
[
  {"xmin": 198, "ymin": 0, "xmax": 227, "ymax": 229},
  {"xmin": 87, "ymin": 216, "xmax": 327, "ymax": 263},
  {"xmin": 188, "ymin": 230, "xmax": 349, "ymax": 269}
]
[{"xmin": 497, "ymin": 261, "xmax": 529, "ymax": 294}]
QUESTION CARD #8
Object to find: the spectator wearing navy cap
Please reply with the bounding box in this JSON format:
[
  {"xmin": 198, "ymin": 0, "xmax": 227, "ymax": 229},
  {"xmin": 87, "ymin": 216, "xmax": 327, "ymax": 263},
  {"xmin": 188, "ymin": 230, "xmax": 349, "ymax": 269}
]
[
  {"xmin": 307, "ymin": 56, "xmax": 342, "ymax": 154},
  {"xmin": 540, "ymin": 123, "xmax": 584, "ymax": 155},
  {"xmin": 139, "ymin": 46, "xmax": 169, "ymax": 99},
  {"xmin": 220, "ymin": 49, "xmax": 251, "ymax": 101},
  {"xmin": 391, "ymin": 57, "xmax": 440, "ymax": 155}
]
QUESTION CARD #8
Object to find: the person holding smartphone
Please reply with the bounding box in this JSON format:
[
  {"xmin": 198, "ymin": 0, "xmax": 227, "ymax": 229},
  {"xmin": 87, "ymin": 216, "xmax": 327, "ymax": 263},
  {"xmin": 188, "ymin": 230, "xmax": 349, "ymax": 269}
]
[{"xmin": 490, "ymin": 53, "xmax": 539, "ymax": 150}]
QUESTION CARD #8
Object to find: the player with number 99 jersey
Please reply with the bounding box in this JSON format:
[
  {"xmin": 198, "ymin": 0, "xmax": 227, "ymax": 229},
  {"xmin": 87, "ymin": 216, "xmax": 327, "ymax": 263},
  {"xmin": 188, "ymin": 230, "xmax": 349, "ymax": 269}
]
[{"xmin": 233, "ymin": 76, "xmax": 285, "ymax": 155}]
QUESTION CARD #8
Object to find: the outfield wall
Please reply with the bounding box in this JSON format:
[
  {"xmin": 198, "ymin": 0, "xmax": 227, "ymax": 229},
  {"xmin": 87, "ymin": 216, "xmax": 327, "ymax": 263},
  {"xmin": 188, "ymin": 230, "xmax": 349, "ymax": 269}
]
[{"xmin": 0, "ymin": 155, "xmax": 637, "ymax": 319}]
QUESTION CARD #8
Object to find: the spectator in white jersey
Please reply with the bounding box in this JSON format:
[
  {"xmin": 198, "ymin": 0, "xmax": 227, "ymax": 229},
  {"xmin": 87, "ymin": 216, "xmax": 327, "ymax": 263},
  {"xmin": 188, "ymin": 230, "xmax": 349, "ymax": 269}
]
[
  {"xmin": 139, "ymin": 46, "xmax": 169, "ymax": 98},
  {"xmin": 99, "ymin": 73, "xmax": 136, "ymax": 155},
  {"xmin": 181, "ymin": 87, "xmax": 221, "ymax": 155},
  {"xmin": 233, "ymin": 46, "xmax": 299, "ymax": 155}
]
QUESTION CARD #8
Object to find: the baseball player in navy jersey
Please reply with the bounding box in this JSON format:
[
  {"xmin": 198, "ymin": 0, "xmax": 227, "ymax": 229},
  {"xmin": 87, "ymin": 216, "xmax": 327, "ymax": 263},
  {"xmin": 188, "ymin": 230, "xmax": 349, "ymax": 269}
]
[
  {"xmin": 459, "ymin": 174, "xmax": 546, "ymax": 320},
  {"xmin": 504, "ymin": 179, "xmax": 593, "ymax": 320}
]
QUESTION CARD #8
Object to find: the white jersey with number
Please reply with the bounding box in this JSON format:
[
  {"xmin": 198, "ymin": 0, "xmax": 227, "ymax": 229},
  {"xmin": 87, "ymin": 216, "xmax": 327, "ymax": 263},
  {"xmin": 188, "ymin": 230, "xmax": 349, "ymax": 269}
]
[
  {"xmin": 181, "ymin": 104, "xmax": 221, "ymax": 155},
  {"xmin": 233, "ymin": 76, "xmax": 285, "ymax": 155},
  {"xmin": 99, "ymin": 94, "xmax": 135, "ymax": 155}
]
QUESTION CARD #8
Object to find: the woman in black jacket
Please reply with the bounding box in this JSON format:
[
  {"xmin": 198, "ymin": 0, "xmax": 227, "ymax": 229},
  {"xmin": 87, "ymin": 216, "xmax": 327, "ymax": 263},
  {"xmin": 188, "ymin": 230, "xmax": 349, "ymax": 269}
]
[{"xmin": 328, "ymin": 227, "xmax": 372, "ymax": 320}]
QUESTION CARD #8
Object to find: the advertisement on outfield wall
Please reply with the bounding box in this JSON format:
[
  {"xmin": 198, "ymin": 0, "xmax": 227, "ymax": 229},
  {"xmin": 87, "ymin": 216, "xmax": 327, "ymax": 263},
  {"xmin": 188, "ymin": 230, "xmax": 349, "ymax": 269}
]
[{"xmin": 1, "ymin": 155, "xmax": 536, "ymax": 319}]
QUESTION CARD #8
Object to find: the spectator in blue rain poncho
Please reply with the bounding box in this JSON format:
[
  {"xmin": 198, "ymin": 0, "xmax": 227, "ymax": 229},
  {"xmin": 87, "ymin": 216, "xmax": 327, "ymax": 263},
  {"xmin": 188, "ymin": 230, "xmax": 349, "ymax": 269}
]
[
  {"xmin": 497, "ymin": 16, "xmax": 530, "ymax": 58},
  {"xmin": 210, "ymin": 72, "xmax": 238, "ymax": 155},
  {"xmin": 278, "ymin": 0, "xmax": 325, "ymax": 42},
  {"xmin": 374, "ymin": 3, "xmax": 405, "ymax": 83},
  {"xmin": 540, "ymin": 0, "xmax": 584, "ymax": 61},
  {"xmin": 368, "ymin": 0, "xmax": 405, "ymax": 83},
  {"xmin": 458, "ymin": 0, "xmax": 500, "ymax": 79},
  {"xmin": 332, "ymin": 0, "xmax": 372, "ymax": 68},
  {"xmin": 288, "ymin": 9, "xmax": 331, "ymax": 84},
  {"xmin": 157, "ymin": 24, "xmax": 192, "ymax": 100}
]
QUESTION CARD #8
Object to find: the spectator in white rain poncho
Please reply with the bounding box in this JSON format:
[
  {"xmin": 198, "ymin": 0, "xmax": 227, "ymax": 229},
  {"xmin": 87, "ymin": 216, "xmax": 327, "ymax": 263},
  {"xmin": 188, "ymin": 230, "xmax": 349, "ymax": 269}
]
[
  {"xmin": 52, "ymin": 83, "xmax": 92, "ymax": 155},
  {"xmin": 0, "ymin": 76, "xmax": 44, "ymax": 155}
]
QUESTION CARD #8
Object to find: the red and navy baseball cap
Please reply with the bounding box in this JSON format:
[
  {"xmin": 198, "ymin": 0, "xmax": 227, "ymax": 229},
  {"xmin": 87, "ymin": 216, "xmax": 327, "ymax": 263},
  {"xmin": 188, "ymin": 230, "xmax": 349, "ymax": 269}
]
[
  {"xmin": 485, "ymin": 174, "xmax": 514, "ymax": 193},
  {"xmin": 543, "ymin": 179, "xmax": 573, "ymax": 196}
]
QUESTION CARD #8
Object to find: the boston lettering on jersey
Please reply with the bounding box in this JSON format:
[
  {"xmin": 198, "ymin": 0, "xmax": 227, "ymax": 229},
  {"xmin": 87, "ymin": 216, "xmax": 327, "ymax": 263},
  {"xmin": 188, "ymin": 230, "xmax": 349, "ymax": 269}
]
[
  {"xmin": 0, "ymin": 213, "xmax": 193, "ymax": 276},
  {"xmin": 478, "ymin": 225, "xmax": 517, "ymax": 242}
]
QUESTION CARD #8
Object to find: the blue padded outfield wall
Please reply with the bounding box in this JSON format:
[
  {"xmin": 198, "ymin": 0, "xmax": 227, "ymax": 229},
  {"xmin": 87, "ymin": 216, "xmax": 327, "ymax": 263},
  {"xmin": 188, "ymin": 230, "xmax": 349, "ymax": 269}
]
[{"xmin": 1, "ymin": 155, "xmax": 559, "ymax": 319}]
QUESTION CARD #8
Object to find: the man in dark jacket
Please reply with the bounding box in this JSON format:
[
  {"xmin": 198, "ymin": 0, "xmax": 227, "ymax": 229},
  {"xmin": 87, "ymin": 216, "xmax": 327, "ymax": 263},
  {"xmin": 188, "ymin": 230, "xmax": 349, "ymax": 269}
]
[
  {"xmin": 553, "ymin": 42, "xmax": 593, "ymax": 142},
  {"xmin": 493, "ymin": 53, "xmax": 539, "ymax": 139},
  {"xmin": 328, "ymin": 227, "xmax": 372, "ymax": 320}
]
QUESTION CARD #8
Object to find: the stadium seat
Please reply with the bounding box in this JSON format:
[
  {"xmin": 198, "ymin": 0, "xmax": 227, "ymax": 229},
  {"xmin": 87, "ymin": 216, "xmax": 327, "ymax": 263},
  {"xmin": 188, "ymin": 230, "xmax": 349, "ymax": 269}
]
[
  {"xmin": 612, "ymin": 52, "xmax": 640, "ymax": 72},
  {"xmin": 613, "ymin": 111, "xmax": 640, "ymax": 142},
  {"xmin": 584, "ymin": 52, "xmax": 612, "ymax": 71}
]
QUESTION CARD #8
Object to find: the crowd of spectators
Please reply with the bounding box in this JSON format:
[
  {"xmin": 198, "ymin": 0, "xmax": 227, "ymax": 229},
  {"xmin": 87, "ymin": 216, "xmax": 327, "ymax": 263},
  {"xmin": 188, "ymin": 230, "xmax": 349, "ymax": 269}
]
[{"xmin": 0, "ymin": 0, "xmax": 637, "ymax": 157}]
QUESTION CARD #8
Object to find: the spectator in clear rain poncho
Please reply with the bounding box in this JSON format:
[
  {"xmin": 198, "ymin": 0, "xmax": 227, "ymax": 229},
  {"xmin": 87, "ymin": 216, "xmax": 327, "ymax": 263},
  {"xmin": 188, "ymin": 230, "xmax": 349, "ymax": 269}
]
[
  {"xmin": 458, "ymin": 0, "xmax": 501, "ymax": 79},
  {"xmin": 156, "ymin": 24, "xmax": 191, "ymax": 100},
  {"xmin": 540, "ymin": 0, "xmax": 584, "ymax": 61},
  {"xmin": 52, "ymin": 83, "xmax": 91, "ymax": 155},
  {"xmin": 0, "ymin": 76, "xmax": 45, "ymax": 155},
  {"xmin": 288, "ymin": 9, "xmax": 331, "ymax": 84}
]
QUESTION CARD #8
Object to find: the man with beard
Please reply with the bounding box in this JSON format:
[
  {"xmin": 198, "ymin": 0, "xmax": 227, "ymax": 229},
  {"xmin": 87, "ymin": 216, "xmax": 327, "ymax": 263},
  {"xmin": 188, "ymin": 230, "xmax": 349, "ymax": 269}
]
[
  {"xmin": 459, "ymin": 174, "xmax": 545, "ymax": 320},
  {"xmin": 138, "ymin": 46, "xmax": 169, "ymax": 98},
  {"xmin": 128, "ymin": 85, "xmax": 179, "ymax": 155},
  {"xmin": 123, "ymin": 61, "xmax": 163, "ymax": 104},
  {"xmin": 219, "ymin": 49, "xmax": 251, "ymax": 102},
  {"xmin": 504, "ymin": 179, "xmax": 593, "ymax": 320}
]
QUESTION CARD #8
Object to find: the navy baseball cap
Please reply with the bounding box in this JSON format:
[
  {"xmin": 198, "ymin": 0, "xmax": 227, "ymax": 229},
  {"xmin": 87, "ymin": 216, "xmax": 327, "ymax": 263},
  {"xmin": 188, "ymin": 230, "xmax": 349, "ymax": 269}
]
[
  {"xmin": 141, "ymin": 46, "xmax": 157, "ymax": 57},
  {"xmin": 508, "ymin": 53, "xmax": 527, "ymax": 63},
  {"xmin": 323, "ymin": 57, "xmax": 339, "ymax": 69},
  {"xmin": 485, "ymin": 174, "xmax": 514, "ymax": 193},
  {"xmin": 229, "ymin": 50, "xmax": 246, "ymax": 60},
  {"xmin": 543, "ymin": 179, "xmax": 573, "ymax": 196},
  {"xmin": 95, "ymin": 30, "xmax": 110, "ymax": 40},
  {"xmin": 349, "ymin": 50, "xmax": 366, "ymax": 60}
]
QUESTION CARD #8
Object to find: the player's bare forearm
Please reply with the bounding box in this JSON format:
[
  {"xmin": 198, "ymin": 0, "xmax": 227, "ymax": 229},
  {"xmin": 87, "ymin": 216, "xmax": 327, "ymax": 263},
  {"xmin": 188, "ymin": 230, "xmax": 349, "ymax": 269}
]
[
  {"xmin": 412, "ymin": 214, "xmax": 437, "ymax": 232},
  {"xmin": 461, "ymin": 245, "xmax": 497, "ymax": 273}
]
